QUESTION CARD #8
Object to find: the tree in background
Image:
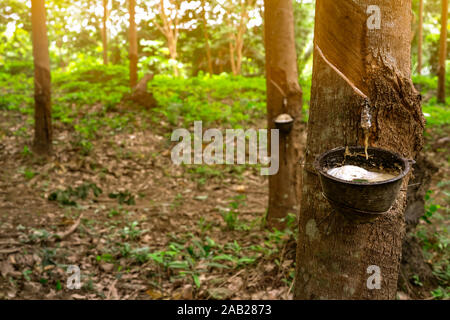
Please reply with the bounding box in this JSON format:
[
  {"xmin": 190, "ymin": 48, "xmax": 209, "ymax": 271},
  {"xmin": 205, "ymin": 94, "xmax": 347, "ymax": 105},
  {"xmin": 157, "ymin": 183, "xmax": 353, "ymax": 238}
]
[
  {"xmin": 155, "ymin": 0, "xmax": 181, "ymax": 76},
  {"xmin": 437, "ymin": 0, "xmax": 448, "ymax": 103},
  {"xmin": 264, "ymin": 0, "xmax": 303, "ymax": 228},
  {"xmin": 129, "ymin": 0, "xmax": 138, "ymax": 87},
  {"xmin": 102, "ymin": 0, "xmax": 108, "ymax": 65},
  {"xmin": 201, "ymin": 0, "xmax": 213, "ymax": 74},
  {"xmin": 293, "ymin": 0, "xmax": 316, "ymax": 76},
  {"xmin": 46, "ymin": 0, "xmax": 71, "ymax": 70},
  {"xmin": 294, "ymin": 0, "xmax": 425, "ymax": 299},
  {"xmin": 31, "ymin": 0, "xmax": 52, "ymax": 155},
  {"xmin": 220, "ymin": 0, "xmax": 256, "ymax": 75},
  {"xmin": 0, "ymin": 0, "xmax": 269, "ymax": 77},
  {"xmin": 418, "ymin": 0, "xmax": 424, "ymax": 75}
]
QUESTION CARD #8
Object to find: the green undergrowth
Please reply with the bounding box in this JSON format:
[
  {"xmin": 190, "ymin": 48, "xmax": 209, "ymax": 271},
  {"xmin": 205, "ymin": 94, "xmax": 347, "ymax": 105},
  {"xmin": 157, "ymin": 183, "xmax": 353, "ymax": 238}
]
[
  {"xmin": 97, "ymin": 212, "xmax": 298, "ymax": 291},
  {"xmin": 0, "ymin": 60, "xmax": 316, "ymax": 135},
  {"xmin": 415, "ymin": 188, "xmax": 450, "ymax": 299},
  {"xmin": 413, "ymin": 74, "xmax": 450, "ymax": 128}
]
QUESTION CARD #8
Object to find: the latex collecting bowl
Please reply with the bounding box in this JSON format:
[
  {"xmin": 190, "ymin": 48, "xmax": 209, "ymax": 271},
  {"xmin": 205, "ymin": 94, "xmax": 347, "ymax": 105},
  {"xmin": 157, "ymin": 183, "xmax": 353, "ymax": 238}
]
[
  {"xmin": 274, "ymin": 113, "xmax": 294, "ymax": 133},
  {"xmin": 313, "ymin": 146, "xmax": 411, "ymax": 223}
]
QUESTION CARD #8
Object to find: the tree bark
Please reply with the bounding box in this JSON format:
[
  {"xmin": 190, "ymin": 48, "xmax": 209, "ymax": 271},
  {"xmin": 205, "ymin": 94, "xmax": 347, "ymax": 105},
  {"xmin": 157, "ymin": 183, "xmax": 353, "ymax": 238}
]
[
  {"xmin": 264, "ymin": 0, "xmax": 303, "ymax": 228},
  {"xmin": 31, "ymin": 0, "xmax": 52, "ymax": 156},
  {"xmin": 398, "ymin": 154, "xmax": 439, "ymax": 298},
  {"xmin": 437, "ymin": 0, "xmax": 448, "ymax": 103},
  {"xmin": 102, "ymin": 0, "xmax": 108, "ymax": 65},
  {"xmin": 417, "ymin": 0, "xmax": 423, "ymax": 75},
  {"xmin": 129, "ymin": 0, "xmax": 138, "ymax": 88},
  {"xmin": 294, "ymin": 0, "xmax": 425, "ymax": 299}
]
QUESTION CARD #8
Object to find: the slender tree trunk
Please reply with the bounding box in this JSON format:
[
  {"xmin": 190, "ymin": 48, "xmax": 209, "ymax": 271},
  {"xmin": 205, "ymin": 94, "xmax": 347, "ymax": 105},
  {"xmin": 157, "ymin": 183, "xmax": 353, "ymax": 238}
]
[
  {"xmin": 224, "ymin": 0, "xmax": 253, "ymax": 76},
  {"xmin": 168, "ymin": 39, "xmax": 179, "ymax": 77},
  {"xmin": 235, "ymin": 4, "xmax": 248, "ymax": 76},
  {"xmin": 264, "ymin": 0, "xmax": 303, "ymax": 228},
  {"xmin": 418, "ymin": 0, "xmax": 423, "ymax": 75},
  {"xmin": 437, "ymin": 0, "xmax": 448, "ymax": 103},
  {"xmin": 157, "ymin": 0, "xmax": 179, "ymax": 77},
  {"xmin": 129, "ymin": 0, "xmax": 138, "ymax": 88},
  {"xmin": 235, "ymin": 0, "xmax": 251, "ymax": 75},
  {"xmin": 31, "ymin": 0, "xmax": 52, "ymax": 156},
  {"xmin": 260, "ymin": 2, "xmax": 265, "ymax": 45},
  {"xmin": 229, "ymin": 39, "xmax": 237, "ymax": 75},
  {"xmin": 236, "ymin": 37, "xmax": 244, "ymax": 75},
  {"xmin": 219, "ymin": 49, "xmax": 224, "ymax": 73},
  {"xmin": 201, "ymin": 0, "xmax": 213, "ymax": 74},
  {"xmin": 294, "ymin": 0, "xmax": 425, "ymax": 299},
  {"xmin": 102, "ymin": 0, "xmax": 108, "ymax": 65}
]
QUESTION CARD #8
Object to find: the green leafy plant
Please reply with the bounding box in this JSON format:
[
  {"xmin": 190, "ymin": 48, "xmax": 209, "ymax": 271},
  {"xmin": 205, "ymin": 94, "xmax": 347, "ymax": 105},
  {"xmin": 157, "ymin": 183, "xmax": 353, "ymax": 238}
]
[
  {"xmin": 96, "ymin": 253, "xmax": 115, "ymax": 263},
  {"xmin": 23, "ymin": 168, "xmax": 36, "ymax": 180},
  {"xmin": 48, "ymin": 183, "xmax": 102, "ymax": 206},
  {"xmin": 431, "ymin": 286, "xmax": 449, "ymax": 300},
  {"xmin": 55, "ymin": 280, "xmax": 62, "ymax": 291},
  {"xmin": 197, "ymin": 217, "xmax": 213, "ymax": 234},
  {"xmin": 21, "ymin": 145, "xmax": 32, "ymax": 157},
  {"xmin": 108, "ymin": 191, "xmax": 135, "ymax": 205},
  {"xmin": 220, "ymin": 195, "xmax": 247, "ymax": 230},
  {"xmin": 120, "ymin": 221, "xmax": 143, "ymax": 240},
  {"xmin": 422, "ymin": 190, "xmax": 441, "ymax": 224},
  {"xmin": 411, "ymin": 274, "xmax": 423, "ymax": 287},
  {"xmin": 22, "ymin": 269, "xmax": 32, "ymax": 281}
]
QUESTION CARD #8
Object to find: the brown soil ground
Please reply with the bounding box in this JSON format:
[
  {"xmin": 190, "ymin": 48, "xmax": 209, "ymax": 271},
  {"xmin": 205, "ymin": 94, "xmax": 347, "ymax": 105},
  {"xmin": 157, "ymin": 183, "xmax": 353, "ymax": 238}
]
[{"xmin": 0, "ymin": 105, "xmax": 448, "ymax": 300}]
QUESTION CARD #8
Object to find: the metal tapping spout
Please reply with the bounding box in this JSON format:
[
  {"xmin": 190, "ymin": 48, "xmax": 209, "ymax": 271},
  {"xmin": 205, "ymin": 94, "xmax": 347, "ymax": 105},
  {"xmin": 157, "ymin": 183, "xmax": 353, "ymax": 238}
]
[{"xmin": 361, "ymin": 98, "xmax": 372, "ymax": 131}]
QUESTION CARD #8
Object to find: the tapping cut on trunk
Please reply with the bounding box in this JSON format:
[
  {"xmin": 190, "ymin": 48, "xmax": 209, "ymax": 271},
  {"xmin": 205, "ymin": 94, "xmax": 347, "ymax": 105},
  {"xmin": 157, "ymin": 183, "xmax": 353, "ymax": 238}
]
[{"xmin": 294, "ymin": 0, "xmax": 425, "ymax": 300}]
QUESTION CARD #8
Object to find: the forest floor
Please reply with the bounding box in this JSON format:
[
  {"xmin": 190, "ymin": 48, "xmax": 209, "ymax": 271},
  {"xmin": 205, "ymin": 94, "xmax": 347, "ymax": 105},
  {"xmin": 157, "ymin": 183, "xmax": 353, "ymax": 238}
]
[
  {"xmin": 0, "ymin": 92, "xmax": 448, "ymax": 300},
  {"xmin": 0, "ymin": 102, "xmax": 303, "ymax": 300}
]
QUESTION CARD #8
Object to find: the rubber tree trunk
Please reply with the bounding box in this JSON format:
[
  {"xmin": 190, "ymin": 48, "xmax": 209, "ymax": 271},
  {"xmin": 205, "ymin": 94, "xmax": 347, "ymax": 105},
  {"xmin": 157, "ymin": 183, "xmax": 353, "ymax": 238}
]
[
  {"xmin": 418, "ymin": 0, "xmax": 423, "ymax": 75},
  {"xmin": 102, "ymin": 0, "xmax": 108, "ymax": 65},
  {"xmin": 264, "ymin": 0, "xmax": 303, "ymax": 229},
  {"xmin": 437, "ymin": 0, "xmax": 448, "ymax": 103},
  {"xmin": 294, "ymin": 0, "xmax": 425, "ymax": 299},
  {"xmin": 31, "ymin": 0, "xmax": 52, "ymax": 156},
  {"xmin": 129, "ymin": 0, "xmax": 138, "ymax": 88}
]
